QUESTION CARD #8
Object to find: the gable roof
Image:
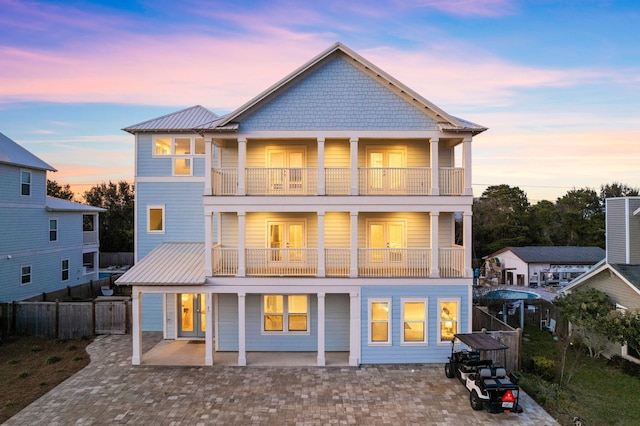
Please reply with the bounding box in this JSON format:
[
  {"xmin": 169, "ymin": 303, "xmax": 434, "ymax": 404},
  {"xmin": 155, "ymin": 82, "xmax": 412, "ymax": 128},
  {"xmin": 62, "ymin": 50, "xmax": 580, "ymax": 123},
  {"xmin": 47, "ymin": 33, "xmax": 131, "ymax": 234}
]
[
  {"xmin": 122, "ymin": 105, "xmax": 219, "ymax": 133},
  {"xmin": 562, "ymin": 261, "xmax": 640, "ymax": 296},
  {"xmin": 489, "ymin": 246, "xmax": 606, "ymax": 264},
  {"xmin": 45, "ymin": 196, "xmax": 106, "ymax": 212},
  {"xmin": 0, "ymin": 132, "xmax": 56, "ymax": 171},
  {"xmin": 203, "ymin": 42, "xmax": 487, "ymax": 134}
]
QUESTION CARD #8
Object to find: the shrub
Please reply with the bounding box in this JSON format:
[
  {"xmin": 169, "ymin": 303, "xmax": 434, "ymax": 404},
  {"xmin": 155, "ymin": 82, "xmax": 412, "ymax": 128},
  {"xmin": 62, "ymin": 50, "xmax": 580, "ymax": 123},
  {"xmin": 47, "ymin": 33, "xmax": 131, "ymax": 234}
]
[
  {"xmin": 29, "ymin": 345, "xmax": 43, "ymax": 353},
  {"xmin": 532, "ymin": 355, "xmax": 556, "ymax": 381},
  {"xmin": 17, "ymin": 371, "xmax": 30, "ymax": 379},
  {"xmin": 45, "ymin": 356, "xmax": 62, "ymax": 365}
]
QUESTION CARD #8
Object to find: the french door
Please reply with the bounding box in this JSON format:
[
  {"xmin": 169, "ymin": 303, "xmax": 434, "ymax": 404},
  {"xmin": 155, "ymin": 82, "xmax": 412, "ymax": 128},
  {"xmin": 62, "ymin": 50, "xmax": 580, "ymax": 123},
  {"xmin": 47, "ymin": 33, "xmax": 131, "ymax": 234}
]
[
  {"xmin": 367, "ymin": 220, "xmax": 406, "ymax": 263},
  {"xmin": 268, "ymin": 220, "xmax": 305, "ymax": 263},
  {"xmin": 366, "ymin": 148, "xmax": 406, "ymax": 193},
  {"xmin": 267, "ymin": 148, "xmax": 305, "ymax": 193},
  {"xmin": 178, "ymin": 294, "xmax": 206, "ymax": 338}
]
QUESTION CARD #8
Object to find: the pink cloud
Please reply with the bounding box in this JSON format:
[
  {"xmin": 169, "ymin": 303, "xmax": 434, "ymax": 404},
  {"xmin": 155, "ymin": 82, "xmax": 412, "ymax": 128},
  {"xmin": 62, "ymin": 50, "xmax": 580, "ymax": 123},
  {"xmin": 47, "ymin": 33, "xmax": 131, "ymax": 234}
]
[{"xmin": 412, "ymin": 0, "xmax": 517, "ymax": 17}]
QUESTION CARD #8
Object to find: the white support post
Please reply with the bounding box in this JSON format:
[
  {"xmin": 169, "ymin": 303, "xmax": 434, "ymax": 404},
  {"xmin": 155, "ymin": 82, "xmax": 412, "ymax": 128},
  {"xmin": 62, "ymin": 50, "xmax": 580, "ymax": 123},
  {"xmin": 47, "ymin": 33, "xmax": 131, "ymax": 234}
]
[
  {"xmin": 317, "ymin": 212, "xmax": 325, "ymax": 277},
  {"xmin": 131, "ymin": 288, "xmax": 142, "ymax": 365},
  {"xmin": 317, "ymin": 292, "xmax": 326, "ymax": 366},
  {"xmin": 317, "ymin": 137, "xmax": 325, "ymax": 195},
  {"xmin": 350, "ymin": 212, "xmax": 358, "ymax": 277},
  {"xmin": 237, "ymin": 293, "xmax": 246, "ymax": 366},
  {"xmin": 430, "ymin": 138, "xmax": 439, "ymax": 196},
  {"xmin": 237, "ymin": 212, "xmax": 246, "ymax": 277},
  {"xmin": 238, "ymin": 138, "xmax": 247, "ymax": 196},
  {"xmin": 430, "ymin": 212, "xmax": 440, "ymax": 277},
  {"xmin": 204, "ymin": 136, "xmax": 212, "ymax": 195},
  {"xmin": 464, "ymin": 211, "xmax": 473, "ymax": 277},
  {"xmin": 463, "ymin": 137, "xmax": 473, "ymax": 196},
  {"xmin": 349, "ymin": 291, "xmax": 360, "ymax": 366},
  {"xmin": 350, "ymin": 137, "xmax": 359, "ymax": 195},
  {"xmin": 205, "ymin": 292, "xmax": 214, "ymax": 366},
  {"xmin": 204, "ymin": 211, "xmax": 213, "ymax": 277}
]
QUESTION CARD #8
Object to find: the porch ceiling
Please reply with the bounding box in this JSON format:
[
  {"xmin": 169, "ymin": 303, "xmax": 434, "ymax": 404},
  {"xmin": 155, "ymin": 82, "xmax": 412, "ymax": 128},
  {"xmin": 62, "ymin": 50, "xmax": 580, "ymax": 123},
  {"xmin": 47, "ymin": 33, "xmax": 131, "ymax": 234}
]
[{"xmin": 116, "ymin": 242, "xmax": 205, "ymax": 286}]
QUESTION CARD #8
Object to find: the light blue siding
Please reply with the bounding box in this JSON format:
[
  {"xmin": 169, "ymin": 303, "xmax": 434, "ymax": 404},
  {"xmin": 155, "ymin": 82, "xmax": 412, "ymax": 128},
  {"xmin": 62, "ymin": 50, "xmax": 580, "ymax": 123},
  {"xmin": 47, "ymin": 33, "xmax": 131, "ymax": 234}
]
[
  {"xmin": 217, "ymin": 293, "xmax": 239, "ymax": 350},
  {"xmin": 136, "ymin": 181, "xmax": 205, "ymax": 259},
  {"xmin": 326, "ymin": 294, "xmax": 350, "ymax": 351},
  {"xmin": 240, "ymin": 54, "xmax": 439, "ymax": 131},
  {"xmin": 0, "ymin": 164, "xmax": 47, "ymax": 205},
  {"xmin": 360, "ymin": 285, "xmax": 469, "ymax": 364},
  {"xmin": 142, "ymin": 293, "xmax": 163, "ymax": 331}
]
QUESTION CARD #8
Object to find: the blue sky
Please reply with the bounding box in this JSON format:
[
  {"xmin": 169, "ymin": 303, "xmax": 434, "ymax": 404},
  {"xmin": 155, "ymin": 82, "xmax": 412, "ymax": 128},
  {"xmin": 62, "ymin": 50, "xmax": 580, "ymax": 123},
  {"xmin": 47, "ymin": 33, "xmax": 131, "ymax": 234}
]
[{"xmin": 1, "ymin": 0, "xmax": 638, "ymax": 202}]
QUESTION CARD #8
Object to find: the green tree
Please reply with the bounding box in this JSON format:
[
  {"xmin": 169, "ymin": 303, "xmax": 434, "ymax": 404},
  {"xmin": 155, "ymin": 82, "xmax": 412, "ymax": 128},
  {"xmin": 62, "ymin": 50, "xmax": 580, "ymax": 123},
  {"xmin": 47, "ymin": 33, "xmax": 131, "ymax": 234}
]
[
  {"xmin": 528, "ymin": 200, "xmax": 558, "ymax": 245},
  {"xmin": 47, "ymin": 179, "xmax": 75, "ymax": 201},
  {"xmin": 600, "ymin": 182, "xmax": 639, "ymax": 201},
  {"xmin": 472, "ymin": 184, "xmax": 530, "ymax": 260},
  {"xmin": 83, "ymin": 181, "xmax": 134, "ymax": 252},
  {"xmin": 555, "ymin": 188, "xmax": 604, "ymax": 247}
]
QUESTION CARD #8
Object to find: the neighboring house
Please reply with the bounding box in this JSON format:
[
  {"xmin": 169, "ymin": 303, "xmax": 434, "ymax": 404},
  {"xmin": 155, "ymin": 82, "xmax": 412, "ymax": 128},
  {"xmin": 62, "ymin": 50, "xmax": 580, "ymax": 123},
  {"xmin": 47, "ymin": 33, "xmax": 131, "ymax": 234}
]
[
  {"xmin": 0, "ymin": 132, "xmax": 105, "ymax": 302},
  {"xmin": 563, "ymin": 197, "xmax": 640, "ymax": 363},
  {"xmin": 481, "ymin": 246, "xmax": 605, "ymax": 287},
  {"xmin": 117, "ymin": 42, "xmax": 487, "ymax": 366}
]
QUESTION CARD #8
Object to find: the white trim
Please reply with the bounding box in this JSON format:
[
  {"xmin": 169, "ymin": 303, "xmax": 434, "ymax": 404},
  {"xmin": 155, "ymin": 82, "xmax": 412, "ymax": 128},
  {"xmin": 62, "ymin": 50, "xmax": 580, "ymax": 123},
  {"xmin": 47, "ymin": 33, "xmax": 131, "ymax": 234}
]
[
  {"xmin": 20, "ymin": 169, "xmax": 31, "ymax": 197},
  {"xmin": 61, "ymin": 258, "xmax": 70, "ymax": 282},
  {"xmin": 147, "ymin": 205, "xmax": 165, "ymax": 234},
  {"xmin": 136, "ymin": 176, "xmax": 205, "ymax": 183},
  {"xmin": 368, "ymin": 297, "xmax": 392, "ymax": 346},
  {"xmin": 20, "ymin": 264, "xmax": 32, "ymax": 285},
  {"xmin": 49, "ymin": 218, "xmax": 58, "ymax": 242},
  {"xmin": 400, "ymin": 298, "xmax": 428, "ymax": 346},
  {"xmin": 437, "ymin": 297, "xmax": 460, "ymax": 345}
]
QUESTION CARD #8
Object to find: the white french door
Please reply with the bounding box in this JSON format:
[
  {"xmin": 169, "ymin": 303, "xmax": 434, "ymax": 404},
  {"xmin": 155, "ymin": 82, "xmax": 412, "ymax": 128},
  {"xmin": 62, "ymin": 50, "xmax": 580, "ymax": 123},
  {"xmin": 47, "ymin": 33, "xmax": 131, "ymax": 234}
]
[
  {"xmin": 366, "ymin": 148, "xmax": 406, "ymax": 193},
  {"xmin": 268, "ymin": 220, "xmax": 305, "ymax": 263},
  {"xmin": 267, "ymin": 148, "xmax": 305, "ymax": 193},
  {"xmin": 367, "ymin": 220, "xmax": 406, "ymax": 263}
]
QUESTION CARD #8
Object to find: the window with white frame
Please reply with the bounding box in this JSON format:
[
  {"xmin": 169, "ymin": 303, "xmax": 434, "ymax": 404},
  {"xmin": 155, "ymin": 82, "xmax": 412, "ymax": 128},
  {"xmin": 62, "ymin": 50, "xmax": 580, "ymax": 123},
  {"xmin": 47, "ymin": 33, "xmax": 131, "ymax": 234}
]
[
  {"xmin": 153, "ymin": 136, "xmax": 205, "ymax": 176},
  {"xmin": 401, "ymin": 299, "xmax": 427, "ymax": 344},
  {"xmin": 438, "ymin": 299, "xmax": 460, "ymax": 343},
  {"xmin": 61, "ymin": 259, "xmax": 69, "ymax": 282},
  {"xmin": 21, "ymin": 170, "xmax": 31, "ymax": 196},
  {"xmin": 262, "ymin": 294, "xmax": 309, "ymax": 333},
  {"xmin": 49, "ymin": 219, "xmax": 58, "ymax": 241},
  {"xmin": 21, "ymin": 265, "xmax": 31, "ymax": 285},
  {"xmin": 369, "ymin": 298, "xmax": 391, "ymax": 345},
  {"xmin": 147, "ymin": 205, "xmax": 165, "ymax": 233}
]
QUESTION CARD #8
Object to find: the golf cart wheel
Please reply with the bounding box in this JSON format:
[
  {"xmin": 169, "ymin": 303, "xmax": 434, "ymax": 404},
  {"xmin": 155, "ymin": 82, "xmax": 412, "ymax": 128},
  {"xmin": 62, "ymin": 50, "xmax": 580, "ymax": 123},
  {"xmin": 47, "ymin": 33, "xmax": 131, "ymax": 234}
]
[
  {"xmin": 445, "ymin": 362, "xmax": 455, "ymax": 378},
  {"xmin": 470, "ymin": 390, "xmax": 484, "ymax": 411}
]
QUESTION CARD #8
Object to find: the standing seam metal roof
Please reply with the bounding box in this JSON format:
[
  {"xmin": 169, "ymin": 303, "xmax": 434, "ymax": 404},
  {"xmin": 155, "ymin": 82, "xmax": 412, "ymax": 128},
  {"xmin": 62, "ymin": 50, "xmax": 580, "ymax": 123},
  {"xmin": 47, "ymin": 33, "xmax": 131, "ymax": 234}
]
[
  {"xmin": 0, "ymin": 132, "xmax": 56, "ymax": 171},
  {"xmin": 122, "ymin": 105, "xmax": 219, "ymax": 133}
]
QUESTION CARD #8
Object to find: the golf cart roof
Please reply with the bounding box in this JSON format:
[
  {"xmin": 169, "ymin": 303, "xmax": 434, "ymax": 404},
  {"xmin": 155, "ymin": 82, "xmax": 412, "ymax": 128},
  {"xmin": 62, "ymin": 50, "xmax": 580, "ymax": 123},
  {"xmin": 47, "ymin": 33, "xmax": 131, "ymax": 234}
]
[{"xmin": 454, "ymin": 333, "xmax": 509, "ymax": 351}]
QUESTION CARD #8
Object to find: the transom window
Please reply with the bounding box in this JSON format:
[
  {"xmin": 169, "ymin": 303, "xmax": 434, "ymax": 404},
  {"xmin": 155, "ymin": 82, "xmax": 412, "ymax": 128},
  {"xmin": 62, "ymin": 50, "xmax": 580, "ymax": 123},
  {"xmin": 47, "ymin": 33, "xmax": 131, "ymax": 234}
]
[
  {"xmin": 153, "ymin": 136, "xmax": 205, "ymax": 176},
  {"xmin": 369, "ymin": 298, "xmax": 391, "ymax": 345},
  {"xmin": 49, "ymin": 219, "xmax": 58, "ymax": 241},
  {"xmin": 21, "ymin": 265, "xmax": 31, "ymax": 285},
  {"xmin": 439, "ymin": 299, "xmax": 460, "ymax": 343},
  {"xmin": 263, "ymin": 294, "xmax": 309, "ymax": 333},
  {"xmin": 402, "ymin": 299, "xmax": 427, "ymax": 344},
  {"xmin": 21, "ymin": 170, "xmax": 31, "ymax": 196}
]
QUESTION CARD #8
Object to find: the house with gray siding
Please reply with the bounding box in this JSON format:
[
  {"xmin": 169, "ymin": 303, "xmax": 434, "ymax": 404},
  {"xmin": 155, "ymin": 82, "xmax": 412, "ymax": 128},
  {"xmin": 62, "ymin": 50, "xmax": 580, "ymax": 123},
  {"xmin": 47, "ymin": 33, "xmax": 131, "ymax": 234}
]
[
  {"xmin": 0, "ymin": 133, "xmax": 104, "ymax": 302},
  {"xmin": 117, "ymin": 43, "xmax": 486, "ymax": 366},
  {"xmin": 563, "ymin": 197, "xmax": 640, "ymax": 363}
]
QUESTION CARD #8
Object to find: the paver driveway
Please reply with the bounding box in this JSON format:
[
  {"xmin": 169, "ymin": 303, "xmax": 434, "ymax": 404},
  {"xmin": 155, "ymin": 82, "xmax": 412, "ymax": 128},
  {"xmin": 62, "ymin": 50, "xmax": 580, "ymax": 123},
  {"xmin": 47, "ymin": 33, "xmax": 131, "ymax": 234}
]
[{"xmin": 5, "ymin": 334, "xmax": 559, "ymax": 425}]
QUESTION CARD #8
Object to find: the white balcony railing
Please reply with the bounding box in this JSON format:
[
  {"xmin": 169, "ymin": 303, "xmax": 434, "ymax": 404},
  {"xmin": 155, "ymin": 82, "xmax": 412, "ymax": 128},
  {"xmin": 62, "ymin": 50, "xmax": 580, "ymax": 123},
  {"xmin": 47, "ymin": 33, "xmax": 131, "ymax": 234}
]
[
  {"xmin": 325, "ymin": 248, "xmax": 351, "ymax": 277},
  {"xmin": 439, "ymin": 167, "xmax": 464, "ymax": 195},
  {"xmin": 212, "ymin": 168, "xmax": 238, "ymax": 195},
  {"xmin": 212, "ymin": 246, "xmax": 238, "ymax": 276},
  {"xmin": 358, "ymin": 168, "xmax": 431, "ymax": 195},
  {"xmin": 439, "ymin": 247, "xmax": 465, "ymax": 277},
  {"xmin": 83, "ymin": 231, "xmax": 98, "ymax": 245},
  {"xmin": 357, "ymin": 248, "xmax": 431, "ymax": 277},
  {"xmin": 325, "ymin": 168, "xmax": 351, "ymax": 195},
  {"xmin": 246, "ymin": 168, "xmax": 317, "ymax": 196},
  {"xmin": 246, "ymin": 248, "xmax": 318, "ymax": 276}
]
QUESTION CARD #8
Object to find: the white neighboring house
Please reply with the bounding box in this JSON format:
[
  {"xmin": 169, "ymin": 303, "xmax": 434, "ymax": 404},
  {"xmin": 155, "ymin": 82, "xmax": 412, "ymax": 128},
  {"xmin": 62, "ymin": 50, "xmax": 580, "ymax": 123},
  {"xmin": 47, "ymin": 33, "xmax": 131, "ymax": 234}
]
[
  {"xmin": 563, "ymin": 197, "xmax": 640, "ymax": 363},
  {"xmin": 117, "ymin": 42, "xmax": 486, "ymax": 366},
  {"xmin": 481, "ymin": 246, "xmax": 605, "ymax": 287},
  {"xmin": 0, "ymin": 132, "xmax": 105, "ymax": 302}
]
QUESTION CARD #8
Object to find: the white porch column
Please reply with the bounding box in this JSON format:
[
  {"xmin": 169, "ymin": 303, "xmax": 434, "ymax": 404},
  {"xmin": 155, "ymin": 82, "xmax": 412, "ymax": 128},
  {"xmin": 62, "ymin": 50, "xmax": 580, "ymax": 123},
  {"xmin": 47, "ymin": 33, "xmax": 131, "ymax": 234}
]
[
  {"xmin": 350, "ymin": 137, "xmax": 359, "ymax": 195},
  {"xmin": 237, "ymin": 212, "xmax": 246, "ymax": 277},
  {"xmin": 317, "ymin": 292, "xmax": 326, "ymax": 366},
  {"xmin": 238, "ymin": 292, "xmax": 247, "ymax": 366},
  {"xmin": 350, "ymin": 212, "xmax": 358, "ymax": 277},
  {"xmin": 317, "ymin": 212, "xmax": 326, "ymax": 276},
  {"xmin": 238, "ymin": 137, "xmax": 247, "ymax": 196},
  {"xmin": 131, "ymin": 288, "xmax": 142, "ymax": 365},
  {"xmin": 204, "ymin": 211, "xmax": 213, "ymax": 277},
  {"xmin": 349, "ymin": 291, "xmax": 360, "ymax": 366},
  {"xmin": 430, "ymin": 212, "xmax": 440, "ymax": 278},
  {"xmin": 430, "ymin": 138, "xmax": 440, "ymax": 196},
  {"xmin": 463, "ymin": 136, "xmax": 473, "ymax": 196},
  {"xmin": 464, "ymin": 211, "xmax": 473, "ymax": 277},
  {"xmin": 204, "ymin": 136, "xmax": 212, "ymax": 195},
  {"xmin": 317, "ymin": 137, "xmax": 325, "ymax": 195},
  {"xmin": 205, "ymin": 292, "xmax": 214, "ymax": 366}
]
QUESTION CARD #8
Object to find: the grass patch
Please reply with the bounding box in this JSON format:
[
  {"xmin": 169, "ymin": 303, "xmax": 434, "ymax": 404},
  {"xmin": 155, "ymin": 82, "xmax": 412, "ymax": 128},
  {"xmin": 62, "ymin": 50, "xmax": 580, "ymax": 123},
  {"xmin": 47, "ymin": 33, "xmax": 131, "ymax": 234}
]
[
  {"xmin": 0, "ymin": 335, "xmax": 91, "ymax": 423},
  {"xmin": 521, "ymin": 325, "xmax": 640, "ymax": 425}
]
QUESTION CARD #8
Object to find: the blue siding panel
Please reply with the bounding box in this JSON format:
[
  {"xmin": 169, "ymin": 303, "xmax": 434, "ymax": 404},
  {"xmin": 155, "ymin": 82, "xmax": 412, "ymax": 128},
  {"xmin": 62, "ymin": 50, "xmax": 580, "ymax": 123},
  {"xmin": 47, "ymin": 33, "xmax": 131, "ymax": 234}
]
[
  {"xmin": 142, "ymin": 293, "xmax": 163, "ymax": 331},
  {"xmin": 217, "ymin": 293, "xmax": 239, "ymax": 350},
  {"xmin": 326, "ymin": 294, "xmax": 350, "ymax": 351},
  {"xmin": 240, "ymin": 55, "xmax": 439, "ymax": 131},
  {"xmin": 360, "ymin": 285, "xmax": 469, "ymax": 364}
]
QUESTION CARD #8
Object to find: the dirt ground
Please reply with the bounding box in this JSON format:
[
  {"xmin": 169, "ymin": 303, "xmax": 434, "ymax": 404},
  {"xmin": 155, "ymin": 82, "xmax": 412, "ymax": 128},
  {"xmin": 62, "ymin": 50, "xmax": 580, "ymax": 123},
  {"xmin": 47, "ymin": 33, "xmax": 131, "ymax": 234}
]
[{"xmin": 0, "ymin": 335, "xmax": 91, "ymax": 423}]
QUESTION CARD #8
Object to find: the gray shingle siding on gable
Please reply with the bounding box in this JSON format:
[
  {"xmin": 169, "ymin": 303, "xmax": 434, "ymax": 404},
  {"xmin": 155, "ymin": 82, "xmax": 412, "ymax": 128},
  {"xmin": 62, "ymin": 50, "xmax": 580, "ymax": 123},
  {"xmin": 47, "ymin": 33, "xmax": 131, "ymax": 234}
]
[{"xmin": 239, "ymin": 54, "xmax": 440, "ymax": 131}]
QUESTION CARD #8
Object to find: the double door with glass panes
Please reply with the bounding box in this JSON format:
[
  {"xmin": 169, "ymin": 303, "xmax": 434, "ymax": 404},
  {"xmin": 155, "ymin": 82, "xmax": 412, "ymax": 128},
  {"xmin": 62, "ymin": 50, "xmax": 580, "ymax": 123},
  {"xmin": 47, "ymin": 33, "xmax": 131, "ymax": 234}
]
[{"xmin": 178, "ymin": 294, "xmax": 207, "ymax": 338}]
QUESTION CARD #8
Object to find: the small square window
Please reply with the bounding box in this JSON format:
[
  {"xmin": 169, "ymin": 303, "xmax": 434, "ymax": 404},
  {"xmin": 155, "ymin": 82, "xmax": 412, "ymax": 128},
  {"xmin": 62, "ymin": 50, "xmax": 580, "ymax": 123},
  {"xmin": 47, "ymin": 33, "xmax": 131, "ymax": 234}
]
[
  {"xmin": 49, "ymin": 219, "xmax": 58, "ymax": 241},
  {"xmin": 21, "ymin": 265, "xmax": 32, "ymax": 285},
  {"xmin": 148, "ymin": 206, "xmax": 164, "ymax": 233},
  {"xmin": 174, "ymin": 158, "xmax": 192, "ymax": 175}
]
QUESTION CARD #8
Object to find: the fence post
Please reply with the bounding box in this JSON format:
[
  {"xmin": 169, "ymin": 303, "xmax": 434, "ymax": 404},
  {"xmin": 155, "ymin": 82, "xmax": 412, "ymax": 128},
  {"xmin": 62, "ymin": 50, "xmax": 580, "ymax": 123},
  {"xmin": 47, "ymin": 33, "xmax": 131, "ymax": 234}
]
[
  {"xmin": 55, "ymin": 299, "xmax": 60, "ymax": 339},
  {"xmin": 11, "ymin": 300, "xmax": 17, "ymax": 335}
]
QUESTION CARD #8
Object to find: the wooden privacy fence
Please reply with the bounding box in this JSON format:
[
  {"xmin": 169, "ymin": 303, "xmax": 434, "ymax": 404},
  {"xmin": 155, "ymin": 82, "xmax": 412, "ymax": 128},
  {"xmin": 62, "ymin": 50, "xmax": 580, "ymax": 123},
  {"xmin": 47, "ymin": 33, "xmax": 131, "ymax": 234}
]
[
  {"xmin": 0, "ymin": 299, "xmax": 131, "ymax": 339},
  {"xmin": 472, "ymin": 306, "xmax": 521, "ymax": 373}
]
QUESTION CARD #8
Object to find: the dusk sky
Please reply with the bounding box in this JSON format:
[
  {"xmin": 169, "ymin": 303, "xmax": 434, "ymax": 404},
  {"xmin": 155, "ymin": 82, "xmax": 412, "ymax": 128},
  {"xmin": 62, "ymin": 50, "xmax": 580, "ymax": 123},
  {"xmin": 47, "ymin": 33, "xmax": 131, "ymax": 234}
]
[{"xmin": 1, "ymin": 0, "xmax": 638, "ymax": 202}]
